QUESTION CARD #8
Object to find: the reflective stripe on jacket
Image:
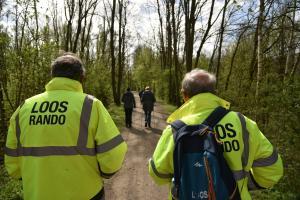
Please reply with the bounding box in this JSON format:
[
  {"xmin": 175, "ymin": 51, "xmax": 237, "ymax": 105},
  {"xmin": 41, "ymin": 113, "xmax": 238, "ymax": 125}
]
[
  {"xmin": 149, "ymin": 93, "xmax": 283, "ymax": 200},
  {"xmin": 5, "ymin": 77, "xmax": 127, "ymax": 200}
]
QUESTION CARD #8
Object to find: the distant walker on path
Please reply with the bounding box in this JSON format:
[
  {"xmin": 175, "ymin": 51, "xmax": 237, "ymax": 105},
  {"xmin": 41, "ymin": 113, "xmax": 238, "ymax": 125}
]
[
  {"xmin": 141, "ymin": 86, "xmax": 156, "ymax": 128},
  {"xmin": 121, "ymin": 87, "xmax": 136, "ymax": 128}
]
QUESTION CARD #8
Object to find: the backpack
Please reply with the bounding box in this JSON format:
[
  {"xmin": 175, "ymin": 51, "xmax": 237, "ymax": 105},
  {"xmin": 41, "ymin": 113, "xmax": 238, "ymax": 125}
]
[{"xmin": 171, "ymin": 107, "xmax": 240, "ymax": 200}]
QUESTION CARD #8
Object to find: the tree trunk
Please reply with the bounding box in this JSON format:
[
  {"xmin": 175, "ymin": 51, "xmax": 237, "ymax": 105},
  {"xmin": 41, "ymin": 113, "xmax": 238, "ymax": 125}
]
[
  {"xmin": 194, "ymin": 0, "xmax": 215, "ymax": 68},
  {"xmin": 208, "ymin": 35, "xmax": 219, "ymax": 72},
  {"xmin": 284, "ymin": 0, "xmax": 296, "ymax": 81},
  {"xmin": 183, "ymin": 0, "xmax": 197, "ymax": 72},
  {"xmin": 64, "ymin": 0, "xmax": 76, "ymax": 51},
  {"xmin": 116, "ymin": 0, "xmax": 124, "ymax": 106},
  {"xmin": 0, "ymin": 82, "xmax": 6, "ymax": 137},
  {"xmin": 110, "ymin": 0, "xmax": 118, "ymax": 104},
  {"xmin": 256, "ymin": 0, "xmax": 265, "ymax": 104},
  {"xmin": 225, "ymin": 27, "xmax": 247, "ymax": 90},
  {"xmin": 215, "ymin": 0, "xmax": 229, "ymax": 88},
  {"xmin": 51, "ymin": 1, "xmax": 60, "ymax": 47},
  {"xmin": 72, "ymin": 0, "xmax": 84, "ymax": 53},
  {"xmin": 156, "ymin": 0, "xmax": 166, "ymax": 70},
  {"xmin": 166, "ymin": 1, "xmax": 173, "ymax": 103},
  {"xmin": 171, "ymin": 0, "xmax": 181, "ymax": 106}
]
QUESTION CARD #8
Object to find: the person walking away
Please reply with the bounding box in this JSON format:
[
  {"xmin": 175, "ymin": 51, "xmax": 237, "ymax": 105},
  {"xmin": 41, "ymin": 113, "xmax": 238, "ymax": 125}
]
[
  {"xmin": 121, "ymin": 87, "xmax": 136, "ymax": 128},
  {"xmin": 149, "ymin": 69, "xmax": 283, "ymax": 200},
  {"xmin": 4, "ymin": 52, "xmax": 127, "ymax": 200},
  {"xmin": 141, "ymin": 86, "xmax": 156, "ymax": 128}
]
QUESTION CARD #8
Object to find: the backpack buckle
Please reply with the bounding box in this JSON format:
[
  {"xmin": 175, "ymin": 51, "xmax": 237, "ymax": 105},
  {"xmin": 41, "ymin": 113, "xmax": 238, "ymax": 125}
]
[
  {"xmin": 197, "ymin": 126, "xmax": 212, "ymax": 136},
  {"xmin": 171, "ymin": 178, "xmax": 179, "ymax": 200}
]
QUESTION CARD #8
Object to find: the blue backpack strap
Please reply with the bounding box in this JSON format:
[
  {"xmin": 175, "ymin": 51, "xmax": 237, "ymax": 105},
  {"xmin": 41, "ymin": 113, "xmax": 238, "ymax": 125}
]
[
  {"xmin": 171, "ymin": 120, "xmax": 187, "ymax": 142},
  {"xmin": 202, "ymin": 106, "xmax": 230, "ymax": 128},
  {"xmin": 171, "ymin": 119, "xmax": 187, "ymax": 197},
  {"xmin": 171, "ymin": 120, "xmax": 186, "ymax": 131}
]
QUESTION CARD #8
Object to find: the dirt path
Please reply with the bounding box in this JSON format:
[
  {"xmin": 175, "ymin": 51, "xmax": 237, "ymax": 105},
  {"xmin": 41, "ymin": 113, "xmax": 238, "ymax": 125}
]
[{"xmin": 105, "ymin": 92, "xmax": 170, "ymax": 200}]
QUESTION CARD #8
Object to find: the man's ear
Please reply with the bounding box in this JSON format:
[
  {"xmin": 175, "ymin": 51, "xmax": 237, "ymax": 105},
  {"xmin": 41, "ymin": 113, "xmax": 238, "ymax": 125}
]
[{"xmin": 181, "ymin": 90, "xmax": 189, "ymax": 102}]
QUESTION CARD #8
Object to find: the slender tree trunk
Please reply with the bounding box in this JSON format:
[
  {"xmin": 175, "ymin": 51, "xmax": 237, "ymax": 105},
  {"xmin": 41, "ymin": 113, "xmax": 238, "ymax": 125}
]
[
  {"xmin": 64, "ymin": 0, "xmax": 76, "ymax": 51},
  {"xmin": 284, "ymin": 0, "xmax": 296, "ymax": 81},
  {"xmin": 256, "ymin": 0, "xmax": 265, "ymax": 104},
  {"xmin": 72, "ymin": 0, "xmax": 84, "ymax": 52},
  {"xmin": 33, "ymin": 0, "xmax": 39, "ymax": 46},
  {"xmin": 0, "ymin": 82, "xmax": 6, "ymax": 136},
  {"xmin": 194, "ymin": 0, "xmax": 215, "ymax": 68},
  {"xmin": 14, "ymin": 2, "xmax": 19, "ymax": 50},
  {"xmin": 52, "ymin": 0, "xmax": 60, "ymax": 47},
  {"xmin": 290, "ymin": 53, "xmax": 300, "ymax": 79},
  {"xmin": 225, "ymin": 27, "xmax": 247, "ymax": 90},
  {"xmin": 116, "ymin": 0, "xmax": 124, "ymax": 106},
  {"xmin": 171, "ymin": 0, "xmax": 180, "ymax": 106},
  {"xmin": 183, "ymin": 0, "xmax": 197, "ymax": 72},
  {"xmin": 110, "ymin": 0, "xmax": 118, "ymax": 104},
  {"xmin": 0, "ymin": 35, "xmax": 7, "ymax": 137},
  {"xmin": 249, "ymin": 22, "xmax": 259, "ymax": 82},
  {"xmin": 215, "ymin": 0, "xmax": 229, "ymax": 88},
  {"xmin": 208, "ymin": 35, "xmax": 219, "ymax": 72},
  {"xmin": 166, "ymin": 1, "xmax": 173, "ymax": 103},
  {"xmin": 156, "ymin": 0, "xmax": 166, "ymax": 69}
]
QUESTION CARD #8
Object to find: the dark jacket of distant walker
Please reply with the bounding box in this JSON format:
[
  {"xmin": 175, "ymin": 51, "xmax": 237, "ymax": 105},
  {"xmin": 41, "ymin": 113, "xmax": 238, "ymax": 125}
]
[
  {"xmin": 122, "ymin": 91, "xmax": 136, "ymax": 109},
  {"xmin": 141, "ymin": 91, "xmax": 156, "ymax": 111}
]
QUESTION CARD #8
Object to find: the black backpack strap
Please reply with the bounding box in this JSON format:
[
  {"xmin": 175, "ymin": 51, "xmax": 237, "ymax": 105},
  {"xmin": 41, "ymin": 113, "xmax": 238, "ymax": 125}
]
[
  {"xmin": 171, "ymin": 120, "xmax": 186, "ymax": 141},
  {"xmin": 202, "ymin": 106, "xmax": 230, "ymax": 128},
  {"xmin": 171, "ymin": 120, "xmax": 186, "ymax": 130}
]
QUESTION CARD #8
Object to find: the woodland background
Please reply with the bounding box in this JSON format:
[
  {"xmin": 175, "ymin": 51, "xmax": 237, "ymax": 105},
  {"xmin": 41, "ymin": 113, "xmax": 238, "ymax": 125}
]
[{"xmin": 0, "ymin": 0, "xmax": 299, "ymax": 199}]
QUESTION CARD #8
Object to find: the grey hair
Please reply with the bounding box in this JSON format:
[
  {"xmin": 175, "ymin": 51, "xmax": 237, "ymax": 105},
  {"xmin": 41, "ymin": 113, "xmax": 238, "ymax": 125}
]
[
  {"xmin": 51, "ymin": 52, "xmax": 85, "ymax": 82},
  {"xmin": 181, "ymin": 69, "xmax": 216, "ymax": 98}
]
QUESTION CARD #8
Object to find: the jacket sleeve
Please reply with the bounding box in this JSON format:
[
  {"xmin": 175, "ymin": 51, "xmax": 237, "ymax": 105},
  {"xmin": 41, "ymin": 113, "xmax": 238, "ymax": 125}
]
[
  {"xmin": 4, "ymin": 107, "xmax": 21, "ymax": 179},
  {"xmin": 94, "ymin": 100, "xmax": 127, "ymax": 178},
  {"xmin": 246, "ymin": 117, "xmax": 283, "ymax": 189},
  {"xmin": 132, "ymin": 93, "xmax": 136, "ymax": 108},
  {"xmin": 149, "ymin": 126, "xmax": 174, "ymax": 185}
]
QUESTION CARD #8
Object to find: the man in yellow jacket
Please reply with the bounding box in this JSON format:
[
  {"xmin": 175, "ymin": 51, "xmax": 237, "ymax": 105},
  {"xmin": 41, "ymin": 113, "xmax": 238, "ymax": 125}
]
[
  {"xmin": 149, "ymin": 69, "xmax": 283, "ymax": 199},
  {"xmin": 5, "ymin": 53, "xmax": 127, "ymax": 200}
]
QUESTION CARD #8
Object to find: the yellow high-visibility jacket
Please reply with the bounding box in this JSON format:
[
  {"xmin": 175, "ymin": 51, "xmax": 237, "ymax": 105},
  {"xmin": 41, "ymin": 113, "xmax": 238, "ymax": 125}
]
[
  {"xmin": 5, "ymin": 77, "xmax": 127, "ymax": 200},
  {"xmin": 149, "ymin": 93, "xmax": 283, "ymax": 200}
]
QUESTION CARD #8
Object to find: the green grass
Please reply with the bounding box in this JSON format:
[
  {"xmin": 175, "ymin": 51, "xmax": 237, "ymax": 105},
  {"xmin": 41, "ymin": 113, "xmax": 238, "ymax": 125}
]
[
  {"xmin": 156, "ymin": 99, "xmax": 178, "ymax": 114},
  {"xmin": 0, "ymin": 165, "xmax": 23, "ymax": 200},
  {"xmin": 251, "ymin": 188, "xmax": 299, "ymax": 200},
  {"xmin": 107, "ymin": 104, "xmax": 125, "ymax": 128}
]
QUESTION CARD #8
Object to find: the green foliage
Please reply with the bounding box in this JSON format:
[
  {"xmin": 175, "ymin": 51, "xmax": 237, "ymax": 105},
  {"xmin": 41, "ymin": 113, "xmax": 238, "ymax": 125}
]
[
  {"xmin": 84, "ymin": 60, "xmax": 112, "ymax": 107},
  {"xmin": 251, "ymin": 188, "xmax": 299, "ymax": 200},
  {"xmin": 107, "ymin": 104, "xmax": 125, "ymax": 128},
  {"xmin": 159, "ymin": 100, "xmax": 177, "ymax": 113},
  {"xmin": 0, "ymin": 165, "xmax": 23, "ymax": 200},
  {"xmin": 218, "ymin": 33, "xmax": 300, "ymax": 197},
  {"xmin": 131, "ymin": 45, "xmax": 162, "ymax": 96}
]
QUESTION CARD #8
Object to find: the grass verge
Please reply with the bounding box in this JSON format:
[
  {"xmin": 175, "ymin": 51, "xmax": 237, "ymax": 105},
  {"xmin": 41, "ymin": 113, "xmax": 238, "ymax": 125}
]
[
  {"xmin": 107, "ymin": 104, "xmax": 125, "ymax": 128},
  {"xmin": 0, "ymin": 165, "xmax": 23, "ymax": 200}
]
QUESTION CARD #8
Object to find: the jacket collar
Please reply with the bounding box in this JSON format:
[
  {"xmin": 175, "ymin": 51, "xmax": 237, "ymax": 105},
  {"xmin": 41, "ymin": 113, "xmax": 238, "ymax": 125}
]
[
  {"xmin": 45, "ymin": 77, "xmax": 83, "ymax": 92},
  {"xmin": 167, "ymin": 93, "xmax": 230, "ymax": 123}
]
